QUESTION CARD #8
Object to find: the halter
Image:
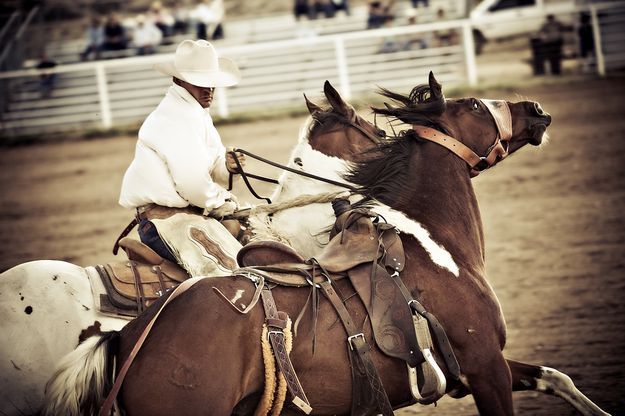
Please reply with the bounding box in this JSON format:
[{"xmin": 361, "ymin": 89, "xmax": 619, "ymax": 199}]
[{"xmin": 412, "ymin": 100, "xmax": 513, "ymax": 177}]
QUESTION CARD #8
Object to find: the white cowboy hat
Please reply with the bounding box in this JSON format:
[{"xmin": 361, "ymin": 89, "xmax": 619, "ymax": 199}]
[{"xmin": 154, "ymin": 39, "xmax": 240, "ymax": 88}]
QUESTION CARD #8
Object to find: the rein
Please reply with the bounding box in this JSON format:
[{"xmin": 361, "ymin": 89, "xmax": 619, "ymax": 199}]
[
  {"xmin": 412, "ymin": 99, "xmax": 513, "ymax": 177},
  {"xmin": 227, "ymin": 148, "xmax": 357, "ymax": 204}
]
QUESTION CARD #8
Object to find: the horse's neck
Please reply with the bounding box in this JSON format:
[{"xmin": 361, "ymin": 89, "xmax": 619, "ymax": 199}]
[{"xmin": 402, "ymin": 156, "xmax": 485, "ymax": 266}]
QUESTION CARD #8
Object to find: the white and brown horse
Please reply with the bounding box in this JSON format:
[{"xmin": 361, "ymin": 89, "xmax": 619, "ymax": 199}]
[
  {"xmin": 0, "ymin": 81, "xmax": 381, "ymax": 416},
  {"xmin": 42, "ymin": 73, "xmax": 610, "ymax": 415}
]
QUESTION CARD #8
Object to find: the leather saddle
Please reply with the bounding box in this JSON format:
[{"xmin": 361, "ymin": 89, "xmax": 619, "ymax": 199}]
[{"xmin": 96, "ymin": 237, "xmax": 189, "ymax": 317}]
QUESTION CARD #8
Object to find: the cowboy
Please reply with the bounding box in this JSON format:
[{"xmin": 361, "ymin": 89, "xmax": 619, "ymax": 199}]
[{"xmin": 119, "ymin": 39, "xmax": 246, "ymax": 277}]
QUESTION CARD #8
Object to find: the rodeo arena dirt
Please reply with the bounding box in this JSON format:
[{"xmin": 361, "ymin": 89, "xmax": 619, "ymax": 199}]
[{"xmin": 1, "ymin": 0, "xmax": 625, "ymax": 415}]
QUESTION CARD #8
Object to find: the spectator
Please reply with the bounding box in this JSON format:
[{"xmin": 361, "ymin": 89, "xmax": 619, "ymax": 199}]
[
  {"xmin": 411, "ymin": 0, "xmax": 429, "ymax": 8},
  {"xmin": 535, "ymin": 14, "xmax": 565, "ymax": 75},
  {"xmin": 433, "ymin": 8, "xmax": 457, "ymax": 46},
  {"xmin": 378, "ymin": 15, "xmax": 399, "ymax": 53},
  {"xmin": 401, "ymin": 8, "xmax": 428, "ymax": 49},
  {"xmin": 331, "ymin": 0, "xmax": 350, "ymax": 16},
  {"xmin": 310, "ymin": 0, "xmax": 335, "ymax": 19},
  {"xmin": 149, "ymin": 1, "xmax": 175, "ymax": 39},
  {"xmin": 294, "ymin": 0, "xmax": 310, "ymax": 20},
  {"xmin": 367, "ymin": 1, "xmax": 390, "ymax": 29},
  {"xmin": 193, "ymin": 0, "xmax": 225, "ymax": 40},
  {"xmin": 102, "ymin": 13, "xmax": 127, "ymax": 51},
  {"xmin": 133, "ymin": 14, "xmax": 163, "ymax": 55},
  {"xmin": 172, "ymin": 1, "xmax": 191, "ymax": 35},
  {"xmin": 577, "ymin": 12, "xmax": 594, "ymax": 73},
  {"xmin": 80, "ymin": 16, "xmax": 103, "ymax": 61},
  {"xmin": 36, "ymin": 52, "xmax": 57, "ymax": 98}
]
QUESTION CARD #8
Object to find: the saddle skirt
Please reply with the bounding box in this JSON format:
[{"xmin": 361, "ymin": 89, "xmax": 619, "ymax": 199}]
[{"xmin": 92, "ymin": 237, "xmax": 189, "ymax": 317}]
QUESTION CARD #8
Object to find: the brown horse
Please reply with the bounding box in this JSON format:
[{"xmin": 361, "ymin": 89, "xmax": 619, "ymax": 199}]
[{"xmin": 43, "ymin": 75, "xmax": 610, "ymax": 415}]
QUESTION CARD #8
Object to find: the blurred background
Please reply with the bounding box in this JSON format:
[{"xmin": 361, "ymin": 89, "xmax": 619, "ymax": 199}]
[{"xmin": 0, "ymin": 0, "xmax": 623, "ymax": 137}]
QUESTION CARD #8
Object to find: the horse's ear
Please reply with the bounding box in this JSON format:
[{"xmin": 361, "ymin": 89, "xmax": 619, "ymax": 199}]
[
  {"xmin": 428, "ymin": 71, "xmax": 444, "ymax": 101},
  {"xmin": 304, "ymin": 93, "xmax": 322, "ymax": 115},
  {"xmin": 324, "ymin": 80, "xmax": 350, "ymax": 115}
]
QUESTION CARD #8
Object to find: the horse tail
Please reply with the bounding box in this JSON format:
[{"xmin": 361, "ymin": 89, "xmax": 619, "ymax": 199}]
[{"xmin": 42, "ymin": 331, "xmax": 120, "ymax": 416}]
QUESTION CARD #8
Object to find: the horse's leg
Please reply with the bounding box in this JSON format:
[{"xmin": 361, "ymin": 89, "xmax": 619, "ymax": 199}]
[
  {"xmin": 464, "ymin": 352, "xmax": 514, "ymax": 416},
  {"xmin": 507, "ymin": 359, "xmax": 611, "ymax": 416}
]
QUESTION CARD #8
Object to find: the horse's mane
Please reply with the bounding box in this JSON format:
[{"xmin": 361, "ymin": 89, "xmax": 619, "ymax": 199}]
[
  {"xmin": 345, "ymin": 131, "xmax": 418, "ymax": 207},
  {"xmin": 372, "ymin": 82, "xmax": 446, "ymax": 130}
]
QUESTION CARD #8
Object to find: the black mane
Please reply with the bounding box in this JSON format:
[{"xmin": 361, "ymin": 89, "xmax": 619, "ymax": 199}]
[
  {"xmin": 372, "ymin": 83, "xmax": 446, "ymax": 128},
  {"xmin": 345, "ymin": 130, "xmax": 419, "ymax": 206}
]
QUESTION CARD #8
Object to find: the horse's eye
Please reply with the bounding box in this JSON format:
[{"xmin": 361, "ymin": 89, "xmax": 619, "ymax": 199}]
[
  {"xmin": 377, "ymin": 129, "xmax": 386, "ymax": 137},
  {"xmin": 472, "ymin": 99, "xmax": 480, "ymax": 110}
]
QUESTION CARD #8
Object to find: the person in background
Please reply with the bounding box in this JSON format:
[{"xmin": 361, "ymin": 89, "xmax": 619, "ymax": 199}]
[
  {"xmin": 294, "ymin": 0, "xmax": 311, "ymax": 20},
  {"xmin": 36, "ymin": 52, "xmax": 57, "ymax": 98},
  {"xmin": 537, "ymin": 14, "xmax": 565, "ymax": 75},
  {"xmin": 310, "ymin": 0, "xmax": 335, "ymax": 19},
  {"xmin": 102, "ymin": 13, "xmax": 127, "ymax": 51},
  {"xmin": 132, "ymin": 14, "xmax": 163, "ymax": 55},
  {"xmin": 367, "ymin": 1, "xmax": 391, "ymax": 29},
  {"xmin": 172, "ymin": 1, "xmax": 191, "ymax": 35},
  {"xmin": 80, "ymin": 16, "xmax": 103, "ymax": 61},
  {"xmin": 119, "ymin": 39, "xmax": 246, "ymax": 276},
  {"xmin": 433, "ymin": 8, "xmax": 457, "ymax": 46},
  {"xmin": 577, "ymin": 12, "xmax": 594, "ymax": 73},
  {"xmin": 194, "ymin": 0, "xmax": 225, "ymax": 40},
  {"xmin": 148, "ymin": 1, "xmax": 175, "ymax": 38},
  {"xmin": 331, "ymin": 0, "xmax": 350, "ymax": 16}
]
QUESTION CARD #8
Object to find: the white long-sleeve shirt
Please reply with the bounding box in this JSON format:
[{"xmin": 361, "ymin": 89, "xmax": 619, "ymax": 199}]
[{"xmin": 119, "ymin": 84, "xmax": 232, "ymax": 211}]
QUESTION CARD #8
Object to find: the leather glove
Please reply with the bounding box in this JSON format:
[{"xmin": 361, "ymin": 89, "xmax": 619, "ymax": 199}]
[{"xmin": 207, "ymin": 197, "xmax": 239, "ymax": 219}]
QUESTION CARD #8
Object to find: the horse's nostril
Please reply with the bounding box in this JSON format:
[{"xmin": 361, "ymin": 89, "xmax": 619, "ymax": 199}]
[{"xmin": 534, "ymin": 102, "xmax": 544, "ymax": 116}]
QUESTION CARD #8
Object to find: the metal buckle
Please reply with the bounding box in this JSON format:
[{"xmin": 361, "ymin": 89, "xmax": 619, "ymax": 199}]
[{"xmin": 347, "ymin": 333, "xmax": 365, "ymax": 350}]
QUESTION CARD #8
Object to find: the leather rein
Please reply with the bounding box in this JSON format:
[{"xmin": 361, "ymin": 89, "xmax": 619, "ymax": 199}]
[
  {"xmin": 226, "ymin": 115, "xmax": 383, "ymax": 203},
  {"xmin": 412, "ymin": 99, "xmax": 513, "ymax": 177}
]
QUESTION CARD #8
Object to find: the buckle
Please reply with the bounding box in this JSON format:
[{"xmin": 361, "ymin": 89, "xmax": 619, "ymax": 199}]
[
  {"xmin": 347, "ymin": 333, "xmax": 366, "ymax": 350},
  {"xmin": 475, "ymin": 157, "xmax": 489, "ymax": 171}
]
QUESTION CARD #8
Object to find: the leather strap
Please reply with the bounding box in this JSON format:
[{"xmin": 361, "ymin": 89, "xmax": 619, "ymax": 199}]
[
  {"xmin": 318, "ymin": 279, "xmax": 394, "ymax": 416},
  {"xmin": 128, "ymin": 261, "xmax": 145, "ymax": 314},
  {"xmin": 260, "ymin": 288, "xmax": 312, "ymax": 414},
  {"xmin": 390, "ymin": 273, "xmax": 460, "ymax": 380},
  {"xmin": 99, "ymin": 276, "xmax": 207, "ymax": 416},
  {"xmin": 112, "ymin": 218, "xmax": 138, "ymax": 255},
  {"xmin": 412, "ymin": 100, "xmax": 512, "ymax": 177}
]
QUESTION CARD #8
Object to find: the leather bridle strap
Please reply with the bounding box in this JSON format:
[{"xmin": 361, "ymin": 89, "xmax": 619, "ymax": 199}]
[
  {"xmin": 412, "ymin": 99, "xmax": 513, "ymax": 177},
  {"xmin": 227, "ymin": 148, "xmax": 357, "ymax": 204}
]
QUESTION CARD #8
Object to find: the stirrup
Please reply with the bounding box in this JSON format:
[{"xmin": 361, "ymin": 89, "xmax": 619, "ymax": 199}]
[
  {"xmin": 408, "ymin": 312, "xmax": 446, "ymax": 404},
  {"xmin": 407, "ymin": 347, "xmax": 446, "ymax": 404}
]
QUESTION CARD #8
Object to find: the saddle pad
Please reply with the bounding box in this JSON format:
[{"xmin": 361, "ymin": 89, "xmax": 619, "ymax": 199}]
[{"xmin": 151, "ymin": 213, "xmax": 242, "ymax": 277}]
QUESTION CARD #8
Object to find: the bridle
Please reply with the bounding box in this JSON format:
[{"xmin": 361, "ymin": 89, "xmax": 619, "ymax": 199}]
[
  {"xmin": 412, "ymin": 99, "xmax": 513, "ymax": 177},
  {"xmin": 226, "ymin": 111, "xmax": 385, "ymax": 203}
]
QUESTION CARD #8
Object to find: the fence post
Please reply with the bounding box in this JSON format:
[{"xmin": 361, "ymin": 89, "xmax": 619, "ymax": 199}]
[
  {"xmin": 462, "ymin": 20, "xmax": 478, "ymax": 87},
  {"xmin": 334, "ymin": 36, "xmax": 351, "ymax": 99},
  {"xmin": 216, "ymin": 87, "xmax": 229, "ymax": 118},
  {"xmin": 590, "ymin": 5, "xmax": 605, "ymax": 77},
  {"xmin": 95, "ymin": 63, "xmax": 112, "ymax": 129}
]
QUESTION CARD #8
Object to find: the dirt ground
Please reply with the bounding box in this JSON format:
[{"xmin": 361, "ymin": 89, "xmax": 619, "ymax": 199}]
[{"xmin": 1, "ymin": 77, "xmax": 624, "ymax": 415}]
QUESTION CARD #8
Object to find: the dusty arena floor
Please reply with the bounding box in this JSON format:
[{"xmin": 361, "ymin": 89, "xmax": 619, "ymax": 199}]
[{"xmin": 1, "ymin": 77, "xmax": 624, "ymax": 415}]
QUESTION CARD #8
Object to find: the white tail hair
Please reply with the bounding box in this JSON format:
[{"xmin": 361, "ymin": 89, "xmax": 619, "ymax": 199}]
[{"xmin": 42, "ymin": 332, "xmax": 117, "ymax": 416}]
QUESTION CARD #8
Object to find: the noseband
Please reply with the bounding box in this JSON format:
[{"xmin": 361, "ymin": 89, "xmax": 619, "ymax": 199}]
[{"xmin": 412, "ymin": 99, "xmax": 512, "ymax": 177}]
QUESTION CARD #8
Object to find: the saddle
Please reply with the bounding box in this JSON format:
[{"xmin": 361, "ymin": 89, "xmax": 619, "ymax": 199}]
[
  {"xmin": 96, "ymin": 237, "xmax": 189, "ymax": 317},
  {"xmin": 229, "ymin": 200, "xmax": 459, "ymax": 415}
]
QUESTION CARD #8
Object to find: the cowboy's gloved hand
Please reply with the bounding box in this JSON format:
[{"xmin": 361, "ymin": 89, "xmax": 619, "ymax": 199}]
[
  {"xmin": 208, "ymin": 197, "xmax": 239, "ymax": 219},
  {"xmin": 225, "ymin": 147, "xmax": 246, "ymax": 173}
]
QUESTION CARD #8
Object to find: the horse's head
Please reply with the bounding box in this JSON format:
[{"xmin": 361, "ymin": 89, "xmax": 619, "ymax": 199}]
[
  {"xmin": 373, "ymin": 72, "xmax": 551, "ymax": 177},
  {"xmin": 304, "ymin": 80, "xmax": 385, "ymax": 163}
]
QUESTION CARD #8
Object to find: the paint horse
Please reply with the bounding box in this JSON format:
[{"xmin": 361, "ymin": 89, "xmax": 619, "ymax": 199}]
[
  {"xmin": 0, "ymin": 81, "xmax": 382, "ymax": 416},
  {"xmin": 42, "ymin": 73, "xmax": 610, "ymax": 415}
]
